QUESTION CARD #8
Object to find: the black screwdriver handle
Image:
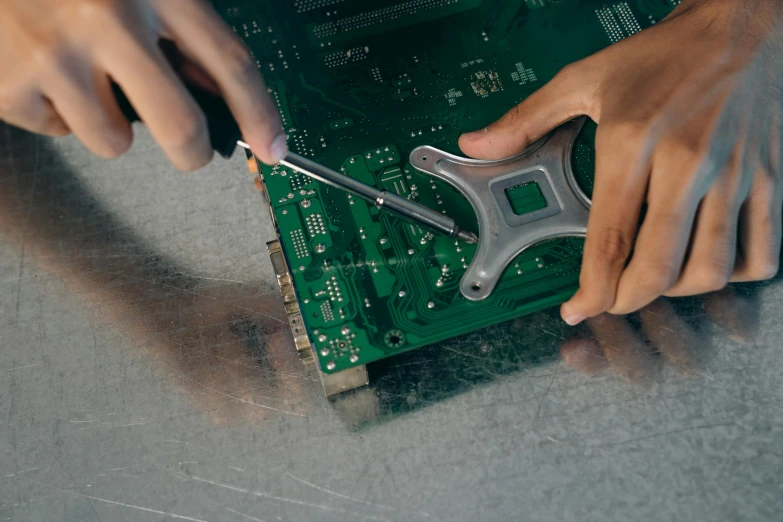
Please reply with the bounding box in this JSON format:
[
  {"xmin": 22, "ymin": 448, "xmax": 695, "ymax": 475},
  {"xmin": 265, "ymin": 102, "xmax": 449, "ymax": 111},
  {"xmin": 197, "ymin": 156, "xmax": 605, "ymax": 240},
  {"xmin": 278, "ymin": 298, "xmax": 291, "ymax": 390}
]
[{"xmin": 112, "ymin": 82, "xmax": 243, "ymax": 159}]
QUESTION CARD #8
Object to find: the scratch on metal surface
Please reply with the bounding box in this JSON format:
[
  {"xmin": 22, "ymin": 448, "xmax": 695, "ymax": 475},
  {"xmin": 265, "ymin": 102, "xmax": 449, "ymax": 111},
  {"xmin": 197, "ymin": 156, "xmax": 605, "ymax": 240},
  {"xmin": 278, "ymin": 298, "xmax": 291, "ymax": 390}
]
[
  {"xmin": 442, "ymin": 346, "xmax": 487, "ymax": 361},
  {"xmin": 179, "ymin": 473, "xmax": 392, "ymax": 521},
  {"xmin": 102, "ymin": 270, "xmax": 207, "ymax": 297},
  {"xmin": 284, "ymin": 471, "xmax": 402, "ymax": 512},
  {"xmin": 109, "ymin": 470, "xmax": 141, "ymax": 479},
  {"xmin": 184, "ymin": 377, "xmax": 307, "ymax": 417},
  {"xmin": 235, "ymin": 304, "xmax": 288, "ymax": 325},
  {"xmin": 5, "ymin": 467, "xmax": 40, "ymax": 477},
  {"xmin": 224, "ymin": 506, "xmax": 269, "ymax": 522},
  {"xmin": 109, "ymin": 269, "xmax": 287, "ymax": 325},
  {"xmin": 65, "ymin": 491, "xmax": 210, "ymax": 522},
  {"xmin": 0, "ymin": 274, "xmax": 40, "ymax": 285},
  {"xmin": 591, "ymin": 422, "xmax": 738, "ymax": 447},
  {"xmin": 14, "ymin": 494, "xmax": 58, "ymax": 507},
  {"xmin": 73, "ymin": 408, "xmax": 205, "ymax": 431},
  {"xmin": 37, "ymin": 438, "xmax": 103, "ymax": 521},
  {"xmin": 534, "ymin": 361, "xmax": 560, "ymax": 421},
  {"xmin": 11, "ymin": 138, "xmax": 42, "ymax": 325},
  {"xmin": 5, "ymin": 363, "xmax": 40, "ymax": 371},
  {"xmin": 528, "ymin": 323, "xmax": 565, "ymax": 340},
  {"xmin": 178, "ymin": 273, "xmax": 251, "ymax": 285},
  {"xmin": 210, "ymin": 353, "xmax": 317, "ymax": 381},
  {"xmin": 13, "ymin": 238, "xmax": 26, "ymax": 324}
]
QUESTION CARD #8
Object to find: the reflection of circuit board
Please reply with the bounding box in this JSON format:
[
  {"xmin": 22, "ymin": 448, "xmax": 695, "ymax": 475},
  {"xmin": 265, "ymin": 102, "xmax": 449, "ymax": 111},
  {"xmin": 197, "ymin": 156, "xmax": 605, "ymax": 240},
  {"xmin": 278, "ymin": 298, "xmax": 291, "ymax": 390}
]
[{"xmin": 212, "ymin": 0, "xmax": 677, "ymax": 391}]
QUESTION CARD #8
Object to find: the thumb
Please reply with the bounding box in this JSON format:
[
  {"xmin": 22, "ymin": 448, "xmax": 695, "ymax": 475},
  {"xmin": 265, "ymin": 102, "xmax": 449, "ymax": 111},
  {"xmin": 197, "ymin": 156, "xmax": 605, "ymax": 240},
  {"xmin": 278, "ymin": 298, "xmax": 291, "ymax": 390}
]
[{"xmin": 459, "ymin": 63, "xmax": 594, "ymax": 160}]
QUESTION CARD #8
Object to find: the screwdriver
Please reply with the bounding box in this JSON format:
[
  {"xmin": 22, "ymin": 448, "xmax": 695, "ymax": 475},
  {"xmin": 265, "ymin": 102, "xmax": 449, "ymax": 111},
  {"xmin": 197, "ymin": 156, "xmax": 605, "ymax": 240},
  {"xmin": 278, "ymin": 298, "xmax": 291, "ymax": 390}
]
[
  {"xmin": 272, "ymin": 151, "xmax": 478, "ymax": 244},
  {"xmin": 114, "ymin": 83, "xmax": 477, "ymax": 244}
]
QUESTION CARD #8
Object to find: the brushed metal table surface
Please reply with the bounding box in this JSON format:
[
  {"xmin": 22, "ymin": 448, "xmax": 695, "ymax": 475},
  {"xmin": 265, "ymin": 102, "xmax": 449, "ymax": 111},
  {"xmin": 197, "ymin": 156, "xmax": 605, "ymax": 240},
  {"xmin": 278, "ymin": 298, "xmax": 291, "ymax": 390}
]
[{"xmin": 1, "ymin": 123, "xmax": 781, "ymax": 522}]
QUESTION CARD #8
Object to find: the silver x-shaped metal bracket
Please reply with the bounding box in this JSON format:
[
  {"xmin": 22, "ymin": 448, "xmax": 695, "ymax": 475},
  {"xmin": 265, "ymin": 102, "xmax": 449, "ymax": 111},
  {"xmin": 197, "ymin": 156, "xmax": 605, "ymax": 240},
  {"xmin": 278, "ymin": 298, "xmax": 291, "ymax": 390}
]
[{"xmin": 409, "ymin": 116, "xmax": 591, "ymax": 301}]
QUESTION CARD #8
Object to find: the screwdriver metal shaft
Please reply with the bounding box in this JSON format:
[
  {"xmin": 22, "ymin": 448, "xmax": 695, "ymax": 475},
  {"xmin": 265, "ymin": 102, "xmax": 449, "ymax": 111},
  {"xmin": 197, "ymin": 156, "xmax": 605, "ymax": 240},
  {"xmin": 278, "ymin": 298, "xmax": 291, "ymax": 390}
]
[{"xmin": 278, "ymin": 152, "xmax": 478, "ymax": 244}]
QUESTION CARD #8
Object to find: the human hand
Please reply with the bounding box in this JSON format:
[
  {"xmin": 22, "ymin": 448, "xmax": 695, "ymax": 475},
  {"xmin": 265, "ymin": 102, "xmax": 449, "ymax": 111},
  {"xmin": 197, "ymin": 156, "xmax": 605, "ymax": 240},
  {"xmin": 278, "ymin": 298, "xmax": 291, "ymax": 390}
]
[
  {"xmin": 0, "ymin": 0, "xmax": 287, "ymax": 169},
  {"xmin": 459, "ymin": 0, "xmax": 782, "ymax": 324}
]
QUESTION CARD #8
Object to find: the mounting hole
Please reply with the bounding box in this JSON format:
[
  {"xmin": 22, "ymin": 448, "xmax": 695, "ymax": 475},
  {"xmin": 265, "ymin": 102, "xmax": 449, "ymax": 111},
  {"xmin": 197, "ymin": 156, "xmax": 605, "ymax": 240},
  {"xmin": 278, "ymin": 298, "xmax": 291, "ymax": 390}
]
[
  {"xmin": 470, "ymin": 282, "xmax": 482, "ymax": 292},
  {"xmin": 421, "ymin": 155, "xmax": 428, "ymax": 161},
  {"xmin": 384, "ymin": 329, "xmax": 406, "ymax": 348}
]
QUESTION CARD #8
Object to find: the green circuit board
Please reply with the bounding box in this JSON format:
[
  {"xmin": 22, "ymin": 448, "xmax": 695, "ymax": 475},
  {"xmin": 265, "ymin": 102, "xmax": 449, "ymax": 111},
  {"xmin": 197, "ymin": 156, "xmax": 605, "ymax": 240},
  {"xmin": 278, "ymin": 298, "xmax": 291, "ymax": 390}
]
[{"xmin": 213, "ymin": 0, "xmax": 678, "ymax": 374}]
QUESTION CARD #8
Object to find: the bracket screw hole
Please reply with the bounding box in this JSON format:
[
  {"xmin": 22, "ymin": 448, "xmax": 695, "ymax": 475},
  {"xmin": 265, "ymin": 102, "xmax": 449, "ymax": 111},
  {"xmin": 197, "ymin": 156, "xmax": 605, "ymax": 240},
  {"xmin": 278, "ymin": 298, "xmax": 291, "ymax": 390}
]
[
  {"xmin": 470, "ymin": 282, "xmax": 482, "ymax": 292},
  {"xmin": 421, "ymin": 155, "xmax": 428, "ymax": 161}
]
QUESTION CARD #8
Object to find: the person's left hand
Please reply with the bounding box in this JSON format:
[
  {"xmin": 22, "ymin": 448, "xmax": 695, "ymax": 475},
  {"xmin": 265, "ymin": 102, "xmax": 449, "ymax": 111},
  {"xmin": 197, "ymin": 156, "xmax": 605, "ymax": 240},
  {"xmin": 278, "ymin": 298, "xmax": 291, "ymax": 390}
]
[{"xmin": 459, "ymin": 0, "xmax": 782, "ymax": 325}]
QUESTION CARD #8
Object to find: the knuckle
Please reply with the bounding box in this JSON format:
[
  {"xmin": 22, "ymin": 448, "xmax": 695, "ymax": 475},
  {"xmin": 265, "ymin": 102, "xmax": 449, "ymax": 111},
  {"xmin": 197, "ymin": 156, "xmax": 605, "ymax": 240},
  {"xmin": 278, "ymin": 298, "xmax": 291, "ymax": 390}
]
[
  {"xmin": 588, "ymin": 294, "xmax": 616, "ymax": 315},
  {"xmin": 595, "ymin": 120, "xmax": 650, "ymax": 160},
  {"xmin": 692, "ymin": 265, "xmax": 730, "ymax": 293},
  {"xmin": 661, "ymin": 134, "xmax": 704, "ymax": 163},
  {"xmin": 98, "ymin": 129, "xmax": 133, "ymax": 158},
  {"xmin": 223, "ymin": 38, "xmax": 257, "ymax": 78},
  {"xmin": 492, "ymin": 103, "xmax": 533, "ymax": 142},
  {"xmin": 605, "ymin": 119, "xmax": 649, "ymax": 145},
  {"xmin": 30, "ymin": 38, "xmax": 68, "ymax": 73},
  {"xmin": 172, "ymin": 110, "xmax": 209, "ymax": 151},
  {"xmin": 639, "ymin": 262, "xmax": 680, "ymax": 295},
  {"xmin": 175, "ymin": 149, "xmax": 212, "ymax": 172},
  {"xmin": 43, "ymin": 115, "xmax": 70, "ymax": 137},
  {"xmin": 499, "ymin": 102, "xmax": 524, "ymax": 124},
  {"xmin": 47, "ymin": 124, "xmax": 71, "ymax": 137},
  {"xmin": 554, "ymin": 61, "xmax": 583, "ymax": 82},
  {"xmin": 592, "ymin": 226, "xmax": 633, "ymax": 265},
  {"xmin": 575, "ymin": 280, "xmax": 617, "ymax": 315},
  {"xmin": 745, "ymin": 257, "xmax": 779, "ymax": 281},
  {"xmin": 161, "ymin": 109, "xmax": 211, "ymax": 170},
  {"xmin": 552, "ymin": 60, "xmax": 598, "ymax": 112},
  {"xmin": 71, "ymin": 0, "xmax": 118, "ymax": 22}
]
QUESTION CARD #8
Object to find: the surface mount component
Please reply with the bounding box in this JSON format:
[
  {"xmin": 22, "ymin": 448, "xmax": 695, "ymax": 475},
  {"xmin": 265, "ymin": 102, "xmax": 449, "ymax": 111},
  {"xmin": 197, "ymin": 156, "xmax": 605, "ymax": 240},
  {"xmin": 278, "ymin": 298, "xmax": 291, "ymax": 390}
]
[{"xmin": 410, "ymin": 117, "xmax": 590, "ymax": 300}]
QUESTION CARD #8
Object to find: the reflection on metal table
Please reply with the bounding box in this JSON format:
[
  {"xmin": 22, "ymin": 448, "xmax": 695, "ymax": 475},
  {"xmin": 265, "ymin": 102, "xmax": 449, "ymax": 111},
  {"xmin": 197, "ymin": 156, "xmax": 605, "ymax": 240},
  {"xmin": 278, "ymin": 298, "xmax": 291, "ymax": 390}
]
[{"xmin": 1, "ymin": 124, "xmax": 781, "ymax": 521}]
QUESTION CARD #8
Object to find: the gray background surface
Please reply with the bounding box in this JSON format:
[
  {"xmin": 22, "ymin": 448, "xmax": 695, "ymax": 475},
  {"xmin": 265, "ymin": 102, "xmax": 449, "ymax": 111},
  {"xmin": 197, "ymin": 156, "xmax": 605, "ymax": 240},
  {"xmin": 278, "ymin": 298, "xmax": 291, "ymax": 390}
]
[{"xmin": 1, "ymin": 124, "xmax": 781, "ymax": 521}]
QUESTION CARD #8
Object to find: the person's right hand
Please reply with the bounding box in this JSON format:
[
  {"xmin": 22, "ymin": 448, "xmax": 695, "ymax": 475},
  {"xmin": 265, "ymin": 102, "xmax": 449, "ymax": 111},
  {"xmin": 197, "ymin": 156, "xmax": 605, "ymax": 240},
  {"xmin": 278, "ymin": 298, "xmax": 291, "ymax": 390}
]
[{"xmin": 0, "ymin": 0, "xmax": 287, "ymax": 169}]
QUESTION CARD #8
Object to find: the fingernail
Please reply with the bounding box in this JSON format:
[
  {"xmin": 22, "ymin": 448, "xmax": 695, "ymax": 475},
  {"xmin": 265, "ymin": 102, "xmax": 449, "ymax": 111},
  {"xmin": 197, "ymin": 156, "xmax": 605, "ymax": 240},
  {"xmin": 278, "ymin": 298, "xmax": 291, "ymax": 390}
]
[
  {"xmin": 270, "ymin": 134, "xmax": 288, "ymax": 163},
  {"xmin": 563, "ymin": 313, "xmax": 585, "ymax": 326},
  {"xmin": 460, "ymin": 127, "xmax": 488, "ymax": 141}
]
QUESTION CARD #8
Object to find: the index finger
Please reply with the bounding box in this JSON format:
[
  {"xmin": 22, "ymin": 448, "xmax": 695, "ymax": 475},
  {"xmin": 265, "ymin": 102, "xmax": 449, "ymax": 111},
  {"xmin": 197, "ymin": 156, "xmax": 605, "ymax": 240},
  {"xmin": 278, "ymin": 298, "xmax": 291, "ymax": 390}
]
[{"xmin": 155, "ymin": 0, "xmax": 287, "ymax": 165}]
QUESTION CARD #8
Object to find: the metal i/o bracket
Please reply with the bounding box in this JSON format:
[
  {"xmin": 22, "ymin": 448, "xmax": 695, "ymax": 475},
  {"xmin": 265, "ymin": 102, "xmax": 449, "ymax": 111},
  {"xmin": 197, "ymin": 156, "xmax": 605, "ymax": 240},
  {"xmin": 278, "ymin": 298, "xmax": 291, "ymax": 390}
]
[
  {"xmin": 409, "ymin": 117, "xmax": 591, "ymax": 301},
  {"xmin": 267, "ymin": 240, "xmax": 369, "ymax": 396},
  {"xmin": 267, "ymin": 240, "xmax": 314, "ymax": 360}
]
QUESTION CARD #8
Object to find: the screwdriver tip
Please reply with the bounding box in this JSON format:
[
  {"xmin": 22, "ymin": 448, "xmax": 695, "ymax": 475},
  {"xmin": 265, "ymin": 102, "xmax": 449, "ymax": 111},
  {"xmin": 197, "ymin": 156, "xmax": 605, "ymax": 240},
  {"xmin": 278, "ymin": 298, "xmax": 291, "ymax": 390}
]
[{"xmin": 457, "ymin": 230, "xmax": 479, "ymax": 244}]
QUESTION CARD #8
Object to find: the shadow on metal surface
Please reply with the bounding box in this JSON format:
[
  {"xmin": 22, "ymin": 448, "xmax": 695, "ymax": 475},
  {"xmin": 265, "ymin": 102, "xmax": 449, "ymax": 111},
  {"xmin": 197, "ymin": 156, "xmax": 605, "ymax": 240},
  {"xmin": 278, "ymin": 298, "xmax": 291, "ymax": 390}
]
[
  {"xmin": 329, "ymin": 284, "xmax": 768, "ymax": 430},
  {"xmin": 0, "ymin": 123, "xmax": 777, "ymax": 432}
]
